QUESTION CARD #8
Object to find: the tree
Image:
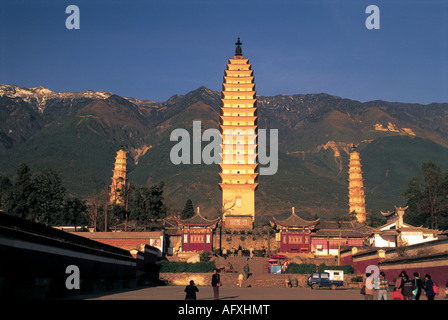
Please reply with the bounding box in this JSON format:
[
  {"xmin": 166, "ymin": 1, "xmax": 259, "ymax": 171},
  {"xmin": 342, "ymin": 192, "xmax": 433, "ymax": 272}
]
[
  {"xmin": 32, "ymin": 168, "xmax": 66, "ymax": 225},
  {"xmin": 3, "ymin": 164, "xmax": 68, "ymax": 225},
  {"xmin": 0, "ymin": 174, "xmax": 12, "ymax": 208},
  {"xmin": 128, "ymin": 182, "xmax": 167, "ymax": 230},
  {"xmin": 181, "ymin": 199, "xmax": 195, "ymax": 219},
  {"xmin": 404, "ymin": 161, "xmax": 448, "ymax": 230},
  {"xmin": 61, "ymin": 197, "xmax": 88, "ymax": 229},
  {"xmin": 3, "ymin": 163, "xmax": 36, "ymax": 220}
]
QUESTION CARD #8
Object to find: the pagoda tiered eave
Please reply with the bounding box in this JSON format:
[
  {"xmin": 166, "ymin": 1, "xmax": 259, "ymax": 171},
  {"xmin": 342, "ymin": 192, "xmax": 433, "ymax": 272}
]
[
  {"xmin": 219, "ymin": 183, "xmax": 258, "ymax": 191},
  {"xmin": 221, "ymin": 98, "xmax": 257, "ymax": 105},
  {"xmin": 219, "ymin": 163, "xmax": 258, "ymax": 170},
  {"xmin": 223, "ymin": 76, "xmax": 254, "ymax": 83}
]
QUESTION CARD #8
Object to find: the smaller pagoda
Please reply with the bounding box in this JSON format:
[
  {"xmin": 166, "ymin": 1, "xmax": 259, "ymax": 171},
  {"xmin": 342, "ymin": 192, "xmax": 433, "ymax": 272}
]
[
  {"xmin": 348, "ymin": 144, "xmax": 366, "ymax": 223},
  {"xmin": 174, "ymin": 207, "xmax": 220, "ymax": 252},
  {"xmin": 109, "ymin": 147, "xmax": 127, "ymax": 204},
  {"xmin": 271, "ymin": 207, "xmax": 320, "ymax": 253}
]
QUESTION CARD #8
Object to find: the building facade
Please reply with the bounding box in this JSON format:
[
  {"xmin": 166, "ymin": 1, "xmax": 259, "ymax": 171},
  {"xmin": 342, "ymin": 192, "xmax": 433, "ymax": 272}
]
[
  {"xmin": 219, "ymin": 38, "xmax": 258, "ymax": 231},
  {"xmin": 311, "ymin": 220, "xmax": 374, "ymax": 256},
  {"xmin": 174, "ymin": 209, "xmax": 220, "ymax": 252},
  {"xmin": 271, "ymin": 207, "xmax": 319, "ymax": 253},
  {"xmin": 369, "ymin": 206, "xmax": 440, "ymax": 247}
]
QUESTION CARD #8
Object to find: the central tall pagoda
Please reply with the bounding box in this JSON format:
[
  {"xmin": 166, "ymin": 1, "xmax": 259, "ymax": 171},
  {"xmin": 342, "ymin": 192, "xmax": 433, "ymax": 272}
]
[
  {"xmin": 219, "ymin": 38, "xmax": 258, "ymax": 231},
  {"xmin": 347, "ymin": 144, "xmax": 366, "ymax": 223}
]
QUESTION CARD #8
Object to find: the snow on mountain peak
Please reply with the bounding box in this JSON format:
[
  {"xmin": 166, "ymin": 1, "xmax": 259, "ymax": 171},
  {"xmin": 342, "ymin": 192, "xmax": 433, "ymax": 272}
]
[{"xmin": 0, "ymin": 84, "xmax": 115, "ymax": 113}]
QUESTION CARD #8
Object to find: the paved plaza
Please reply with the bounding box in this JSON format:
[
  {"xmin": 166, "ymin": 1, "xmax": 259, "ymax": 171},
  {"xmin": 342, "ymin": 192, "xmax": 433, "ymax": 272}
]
[{"xmin": 63, "ymin": 285, "xmax": 444, "ymax": 301}]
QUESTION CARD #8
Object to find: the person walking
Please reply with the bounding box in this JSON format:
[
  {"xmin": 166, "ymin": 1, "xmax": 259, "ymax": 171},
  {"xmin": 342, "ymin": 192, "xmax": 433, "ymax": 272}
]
[
  {"xmin": 211, "ymin": 269, "xmax": 221, "ymax": 300},
  {"xmin": 412, "ymin": 272, "xmax": 423, "ymax": 300},
  {"xmin": 423, "ymin": 274, "xmax": 435, "ymax": 300},
  {"xmin": 401, "ymin": 271, "xmax": 414, "ymax": 300},
  {"xmin": 184, "ymin": 280, "xmax": 199, "ymax": 300},
  {"xmin": 445, "ymin": 280, "xmax": 448, "ymax": 299},
  {"xmin": 394, "ymin": 271, "xmax": 404, "ymax": 293},
  {"xmin": 238, "ymin": 273, "xmax": 244, "ymax": 288},
  {"xmin": 363, "ymin": 273, "xmax": 374, "ymax": 300},
  {"xmin": 244, "ymin": 263, "xmax": 251, "ymax": 280},
  {"xmin": 377, "ymin": 272, "xmax": 388, "ymax": 300}
]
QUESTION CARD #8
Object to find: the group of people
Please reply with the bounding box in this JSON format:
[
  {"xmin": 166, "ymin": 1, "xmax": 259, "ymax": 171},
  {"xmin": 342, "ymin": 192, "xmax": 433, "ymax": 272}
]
[
  {"xmin": 363, "ymin": 270, "xmax": 441, "ymax": 300},
  {"xmin": 184, "ymin": 269, "xmax": 222, "ymax": 300},
  {"xmin": 185, "ymin": 263, "xmax": 253, "ymax": 300}
]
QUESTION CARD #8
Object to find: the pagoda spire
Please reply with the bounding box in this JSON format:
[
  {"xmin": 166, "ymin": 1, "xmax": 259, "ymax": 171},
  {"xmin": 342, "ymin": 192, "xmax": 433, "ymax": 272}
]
[{"xmin": 235, "ymin": 37, "xmax": 242, "ymax": 56}]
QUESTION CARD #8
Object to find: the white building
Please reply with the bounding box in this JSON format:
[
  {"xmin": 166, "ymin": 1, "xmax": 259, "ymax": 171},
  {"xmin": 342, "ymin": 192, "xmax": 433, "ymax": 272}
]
[{"xmin": 369, "ymin": 206, "xmax": 440, "ymax": 247}]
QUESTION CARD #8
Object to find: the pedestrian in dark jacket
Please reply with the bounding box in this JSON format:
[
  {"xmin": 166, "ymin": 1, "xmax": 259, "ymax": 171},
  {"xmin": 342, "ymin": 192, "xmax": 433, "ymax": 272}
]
[
  {"xmin": 211, "ymin": 269, "xmax": 221, "ymax": 300},
  {"xmin": 185, "ymin": 280, "xmax": 199, "ymax": 300},
  {"xmin": 412, "ymin": 272, "xmax": 423, "ymax": 300},
  {"xmin": 424, "ymin": 274, "xmax": 435, "ymax": 300},
  {"xmin": 401, "ymin": 271, "xmax": 414, "ymax": 300}
]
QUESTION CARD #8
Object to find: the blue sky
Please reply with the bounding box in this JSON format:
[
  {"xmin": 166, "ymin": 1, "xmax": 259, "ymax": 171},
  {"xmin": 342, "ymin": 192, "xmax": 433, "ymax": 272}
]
[{"xmin": 0, "ymin": 0, "xmax": 447, "ymax": 104}]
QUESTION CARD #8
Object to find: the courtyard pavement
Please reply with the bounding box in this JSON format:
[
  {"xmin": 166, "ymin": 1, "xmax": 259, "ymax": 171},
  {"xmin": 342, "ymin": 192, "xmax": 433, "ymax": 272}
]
[{"xmin": 63, "ymin": 285, "xmax": 445, "ymax": 301}]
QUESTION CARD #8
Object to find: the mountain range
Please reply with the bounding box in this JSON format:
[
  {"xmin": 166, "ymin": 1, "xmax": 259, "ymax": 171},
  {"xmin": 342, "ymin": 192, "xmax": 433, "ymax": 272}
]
[{"xmin": 1, "ymin": 84, "xmax": 447, "ymax": 222}]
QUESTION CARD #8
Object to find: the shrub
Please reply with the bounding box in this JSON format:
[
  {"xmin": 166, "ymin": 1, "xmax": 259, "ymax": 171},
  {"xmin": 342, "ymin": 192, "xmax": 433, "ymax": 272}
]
[
  {"xmin": 199, "ymin": 251, "xmax": 211, "ymax": 262},
  {"xmin": 285, "ymin": 263, "xmax": 316, "ymax": 274},
  {"xmin": 286, "ymin": 263, "xmax": 354, "ymax": 274},
  {"xmin": 319, "ymin": 264, "xmax": 354, "ymax": 274},
  {"xmin": 156, "ymin": 260, "xmax": 216, "ymax": 273}
]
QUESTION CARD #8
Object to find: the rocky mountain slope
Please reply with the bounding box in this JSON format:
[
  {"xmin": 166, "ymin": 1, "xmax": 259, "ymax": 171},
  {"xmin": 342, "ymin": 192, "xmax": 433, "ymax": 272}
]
[{"xmin": 1, "ymin": 84, "xmax": 447, "ymax": 221}]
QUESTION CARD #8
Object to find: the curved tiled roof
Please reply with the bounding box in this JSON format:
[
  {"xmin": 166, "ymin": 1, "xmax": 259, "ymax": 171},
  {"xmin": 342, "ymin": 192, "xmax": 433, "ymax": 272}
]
[
  {"xmin": 174, "ymin": 211, "xmax": 220, "ymax": 227},
  {"xmin": 273, "ymin": 212, "xmax": 320, "ymax": 228}
]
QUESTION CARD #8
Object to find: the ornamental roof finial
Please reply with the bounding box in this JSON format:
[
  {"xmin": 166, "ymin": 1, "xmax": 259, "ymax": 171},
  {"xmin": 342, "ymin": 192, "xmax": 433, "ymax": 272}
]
[{"xmin": 235, "ymin": 37, "xmax": 242, "ymax": 56}]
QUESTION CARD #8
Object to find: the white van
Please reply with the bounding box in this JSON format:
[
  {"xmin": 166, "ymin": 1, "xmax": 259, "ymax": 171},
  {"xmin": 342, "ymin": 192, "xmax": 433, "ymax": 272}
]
[{"xmin": 324, "ymin": 270, "xmax": 344, "ymax": 282}]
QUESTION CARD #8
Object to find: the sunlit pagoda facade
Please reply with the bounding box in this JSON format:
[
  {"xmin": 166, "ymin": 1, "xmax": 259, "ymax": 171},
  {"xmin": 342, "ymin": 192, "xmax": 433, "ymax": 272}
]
[
  {"xmin": 219, "ymin": 38, "xmax": 258, "ymax": 231},
  {"xmin": 348, "ymin": 144, "xmax": 366, "ymax": 223},
  {"xmin": 109, "ymin": 147, "xmax": 127, "ymax": 204}
]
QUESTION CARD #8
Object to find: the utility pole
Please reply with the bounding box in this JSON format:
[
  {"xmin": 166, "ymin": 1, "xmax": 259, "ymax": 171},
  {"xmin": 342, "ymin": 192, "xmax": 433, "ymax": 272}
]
[
  {"xmin": 104, "ymin": 184, "xmax": 108, "ymax": 232},
  {"xmin": 337, "ymin": 219, "xmax": 342, "ymax": 266}
]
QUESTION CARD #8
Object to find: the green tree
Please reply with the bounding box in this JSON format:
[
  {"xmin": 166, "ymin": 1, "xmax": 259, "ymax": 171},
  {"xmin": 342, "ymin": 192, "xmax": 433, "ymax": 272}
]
[
  {"xmin": 128, "ymin": 182, "xmax": 167, "ymax": 230},
  {"xmin": 3, "ymin": 163, "xmax": 36, "ymax": 219},
  {"xmin": 0, "ymin": 174, "xmax": 12, "ymax": 208},
  {"xmin": 32, "ymin": 168, "xmax": 66, "ymax": 225},
  {"xmin": 181, "ymin": 199, "xmax": 195, "ymax": 219},
  {"xmin": 61, "ymin": 197, "xmax": 88, "ymax": 229},
  {"xmin": 404, "ymin": 161, "xmax": 448, "ymax": 229},
  {"xmin": 110, "ymin": 203, "xmax": 127, "ymax": 231}
]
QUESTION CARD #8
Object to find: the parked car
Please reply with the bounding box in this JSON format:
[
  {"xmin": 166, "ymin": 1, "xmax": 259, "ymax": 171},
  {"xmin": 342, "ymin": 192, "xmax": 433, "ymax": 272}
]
[{"xmin": 307, "ymin": 271, "xmax": 344, "ymax": 290}]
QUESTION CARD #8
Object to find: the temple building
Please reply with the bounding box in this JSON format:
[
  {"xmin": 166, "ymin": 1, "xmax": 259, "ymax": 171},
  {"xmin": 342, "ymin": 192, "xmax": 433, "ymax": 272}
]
[
  {"xmin": 311, "ymin": 220, "xmax": 374, "ymax": 256},
  {"xmin": 174, "ymin": 207, "xmax": 220, "ymax": 253},
  {"xmin": 271, "ymin": 207, "xmax": 319, "ymax": 253},
  {"xmin": 369, "ymin": 206, "xmax": 440, "ymax": 247},
  {"xmin": 347, "ymin": 144, "xmax": 366, "ymax": 223},
  {"xmin": 109, "ymin": 147, "xmax": 128, "ymax": 204},
  {"xmin": 219, "ymin": 37, "xmax": 258, "ymax": 231}
]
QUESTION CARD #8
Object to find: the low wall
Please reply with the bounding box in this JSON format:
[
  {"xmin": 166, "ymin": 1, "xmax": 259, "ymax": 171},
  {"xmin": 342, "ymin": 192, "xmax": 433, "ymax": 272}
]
[
  {"xmin": 213, "ymin": 232, "xmax": 278, "ymax": 253},
  {"xmin": 160, "ymin": 273, "xmax": 211, "ymax": 286},
  {"xmin": 159, "ymin": 272, "xmax": 362, "ymax": 288}
]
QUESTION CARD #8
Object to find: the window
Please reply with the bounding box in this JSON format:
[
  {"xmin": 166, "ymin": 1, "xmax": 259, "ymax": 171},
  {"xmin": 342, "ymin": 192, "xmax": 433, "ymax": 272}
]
[{"xmin": 190, "ymin": 235, "xmax": 204, "ymax": 243}]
